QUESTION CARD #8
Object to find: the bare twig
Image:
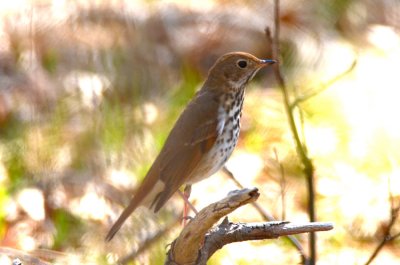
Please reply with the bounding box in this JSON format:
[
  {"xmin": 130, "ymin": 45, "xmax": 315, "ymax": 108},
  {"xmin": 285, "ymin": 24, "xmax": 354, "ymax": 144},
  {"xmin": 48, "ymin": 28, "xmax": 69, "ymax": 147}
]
[
  {"xmin": 222, "ymin": 167, "xmax": 275, "ymax": 221},
  {"xmin": 392, "ymin": 231, "xmax": 400, "ymax": 240},
  {"xmin": 196, "ymin": 220, "xmax": 333, "ymax": 265},
  {"xmin": 267, "ymin": 0, "xmax": 317, "ymax": 264},
  {"xmin": 364, "ymin": 205, "xmax": 400, "ymax": 265},
  {"xmin": 293, "ymin": 85, "xmax": 308, "ymax": 153},
  {"xmin": 364, "ymin": 174, "xmax": 400, "ymax": 265},
  {"xmin": 222, "ymin": 167, "xmax": 307, "ymax": 263}
]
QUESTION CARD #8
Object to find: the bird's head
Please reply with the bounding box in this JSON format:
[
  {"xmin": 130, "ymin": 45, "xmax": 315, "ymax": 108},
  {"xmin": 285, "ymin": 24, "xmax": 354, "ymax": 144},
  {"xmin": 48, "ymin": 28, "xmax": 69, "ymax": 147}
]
[{"xmin": 205, "ymin": 52, "xmax": 276, "ymax": 92}]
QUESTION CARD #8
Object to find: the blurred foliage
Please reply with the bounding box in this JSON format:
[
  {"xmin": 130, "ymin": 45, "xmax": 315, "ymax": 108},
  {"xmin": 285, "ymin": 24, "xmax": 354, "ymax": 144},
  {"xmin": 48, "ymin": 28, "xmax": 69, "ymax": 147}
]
[
  {"xmin": 0, "ymin": 0, "xmax": 399, "ymax": 264},
  {"xmin": 52, "ymin": 209, "xmax": 83, "ymax": 250}
]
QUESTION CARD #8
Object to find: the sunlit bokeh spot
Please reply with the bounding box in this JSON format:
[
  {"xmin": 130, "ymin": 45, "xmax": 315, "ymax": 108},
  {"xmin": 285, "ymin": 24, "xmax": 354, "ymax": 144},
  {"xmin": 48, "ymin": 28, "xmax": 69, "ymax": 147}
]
[
  {"xmin": 225, "ymin": 151, "xmax": 264, "ymax": 186},
  {"xmin": 69, "ymin": 185, "xmax": 110, "ymax": 221},
  {"xmin": 17, "ymin": 188, "xmax": 45, "ymax": 221},
  {"xmin": 367, "ymin": 25, "xmax": 400, "ymax": 52},
  {"xmin": 105, "ymin": 168, "xmax": 136, "ymax": 189},
  {"xmin": 63, "ymin": 71, "xmax": 110, "ymax": 109},
  {"xmin": 0, "ymin": 255, "xmax": 11, "ymax": 265},
  {"xmin": 305, "ymin": 126, "xmax": 339, "ymax": 157}
]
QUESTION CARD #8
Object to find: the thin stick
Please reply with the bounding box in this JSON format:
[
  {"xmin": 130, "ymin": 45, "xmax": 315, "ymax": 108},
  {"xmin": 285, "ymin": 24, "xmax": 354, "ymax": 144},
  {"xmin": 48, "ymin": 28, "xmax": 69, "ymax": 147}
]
[
  {"xmin": 364, "ymin": 174, "xmax": 400, "ymax": 265},
  {"xmin": 364, "ymin": 207, "xmax": 399, "ymax": 265},
  {"xmin": 0, "ymin": 248, "xmax": 51, "ymax": 265},
  {"xmin": 268, "ymin": 0, "xmax": 316, "ymax": 263}
]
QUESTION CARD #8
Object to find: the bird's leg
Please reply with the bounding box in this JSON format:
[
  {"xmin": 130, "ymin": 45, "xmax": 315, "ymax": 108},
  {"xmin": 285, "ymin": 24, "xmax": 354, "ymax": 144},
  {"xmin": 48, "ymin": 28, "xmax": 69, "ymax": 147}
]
[
  {"xmin": 177, "ymin": 185, "xmax": 198, "ymax": 225},
  {"xmin": 183, "ymin": 185, "xmax": 194, "ymax": 225}
]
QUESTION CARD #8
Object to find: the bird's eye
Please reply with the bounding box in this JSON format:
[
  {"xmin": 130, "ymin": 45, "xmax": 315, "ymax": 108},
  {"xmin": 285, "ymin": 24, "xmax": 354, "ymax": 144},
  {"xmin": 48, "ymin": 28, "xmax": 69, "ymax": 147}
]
[{"xmin": 237, "ymin": 60, "xmax": 247, "ymax": 69}]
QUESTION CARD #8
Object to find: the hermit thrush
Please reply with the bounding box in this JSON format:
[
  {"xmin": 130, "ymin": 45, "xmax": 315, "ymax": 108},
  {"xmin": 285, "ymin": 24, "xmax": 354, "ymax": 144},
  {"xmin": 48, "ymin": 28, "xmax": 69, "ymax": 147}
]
[{"xmin": 106, "ymin": 52, "xmax": 275, "ymax": 241}]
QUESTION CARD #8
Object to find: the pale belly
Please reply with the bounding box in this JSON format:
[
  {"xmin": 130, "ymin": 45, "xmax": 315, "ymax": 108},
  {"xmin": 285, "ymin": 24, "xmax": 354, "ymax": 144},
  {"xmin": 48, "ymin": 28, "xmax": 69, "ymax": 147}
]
[{"xmin": 187, "ymin": 114, "xmax": 240, "ymax": 184}]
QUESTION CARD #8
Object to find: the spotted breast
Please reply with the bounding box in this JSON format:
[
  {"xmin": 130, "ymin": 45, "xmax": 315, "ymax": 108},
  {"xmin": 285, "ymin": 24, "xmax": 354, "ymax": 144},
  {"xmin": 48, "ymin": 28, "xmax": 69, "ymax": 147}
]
[{"xmin": 187, "ymin": 89, "xmax": 244, "ymax": 184}]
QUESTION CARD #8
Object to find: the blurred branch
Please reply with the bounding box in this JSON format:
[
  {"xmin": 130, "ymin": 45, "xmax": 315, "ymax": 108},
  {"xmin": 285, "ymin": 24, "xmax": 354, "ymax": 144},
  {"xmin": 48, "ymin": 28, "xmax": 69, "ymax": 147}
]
[
  {"xmin": 392, "ymin": 231, "xmax": 400, "ymax": 240},
  {"xmin": 266, "ymin": 0, "xmax": 317, "ymax": 264},
  {"xmin": 293, "ymin": 85, "xmax": 308, "ymax": 153},
  {"xmin": 119, "ymin": 212, "xmax": 182, "ymax": 265},
  {"xmin": 165, "ymin": 188, "xmax": 333, "ymax": 265},
  {"xmin": 222, "ymin": 167, "xmax": 274, "ymax": 220},
  {"xmin": 222, "ymin": 167, "xmax": 307, "ymax": 263},
  {"xmin": 364, "ymin": 175, "xmax": 400, "ymax": 265},
  {"xmin": 364, "ymin": 205, "xmax": 400, "ymax": 265},
  {"xmin": 290, "ymin": 59, "xmax": 358, "ymax": 109},
  {"xmin": 0, "ymin": 248, "xmax": 51, "ymax": 265}
]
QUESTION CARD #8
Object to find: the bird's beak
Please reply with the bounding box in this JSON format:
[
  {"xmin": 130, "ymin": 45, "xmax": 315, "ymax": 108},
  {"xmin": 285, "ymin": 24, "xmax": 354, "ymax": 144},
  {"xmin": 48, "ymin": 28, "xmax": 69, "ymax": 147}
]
[{"xmin": 259, "ymin": 59, "xmax": 277, "ymax": 67}]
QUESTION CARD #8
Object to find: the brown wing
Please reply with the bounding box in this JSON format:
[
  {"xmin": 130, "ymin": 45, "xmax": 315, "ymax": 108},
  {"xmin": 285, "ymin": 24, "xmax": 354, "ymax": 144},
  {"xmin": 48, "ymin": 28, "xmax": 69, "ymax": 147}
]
[
  {"xmin": 106, "ymin": 89, "xmax": 221, "ymax": 241},
  {"xmin": 151, "ymin": 89, "xmax": 221, "ymax": 211}
]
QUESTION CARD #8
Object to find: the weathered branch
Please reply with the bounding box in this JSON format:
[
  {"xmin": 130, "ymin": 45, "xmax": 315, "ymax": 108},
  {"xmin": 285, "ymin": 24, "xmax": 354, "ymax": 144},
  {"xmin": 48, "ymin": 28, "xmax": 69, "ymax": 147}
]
[
  {"xmin": 222, "ymin": 166, "xmax": 307, "ymax": 262},
  {"xmin": 196, "ymin": 220, "xmax": 333, "ymax": 265},
  {"xmin": 165, "ymin": 188, "xmax": 260, "ymax": 265},
  {"xmin": 165, "ymin": 188, "xmax": 333, "ymax": 265}
]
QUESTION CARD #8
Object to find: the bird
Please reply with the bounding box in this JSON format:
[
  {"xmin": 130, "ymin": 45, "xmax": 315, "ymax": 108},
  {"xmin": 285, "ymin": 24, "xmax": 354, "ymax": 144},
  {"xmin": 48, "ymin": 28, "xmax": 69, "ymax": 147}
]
[{"xmin": 106, "ymin": 52, "xmax": 276, "ymax": 241}]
